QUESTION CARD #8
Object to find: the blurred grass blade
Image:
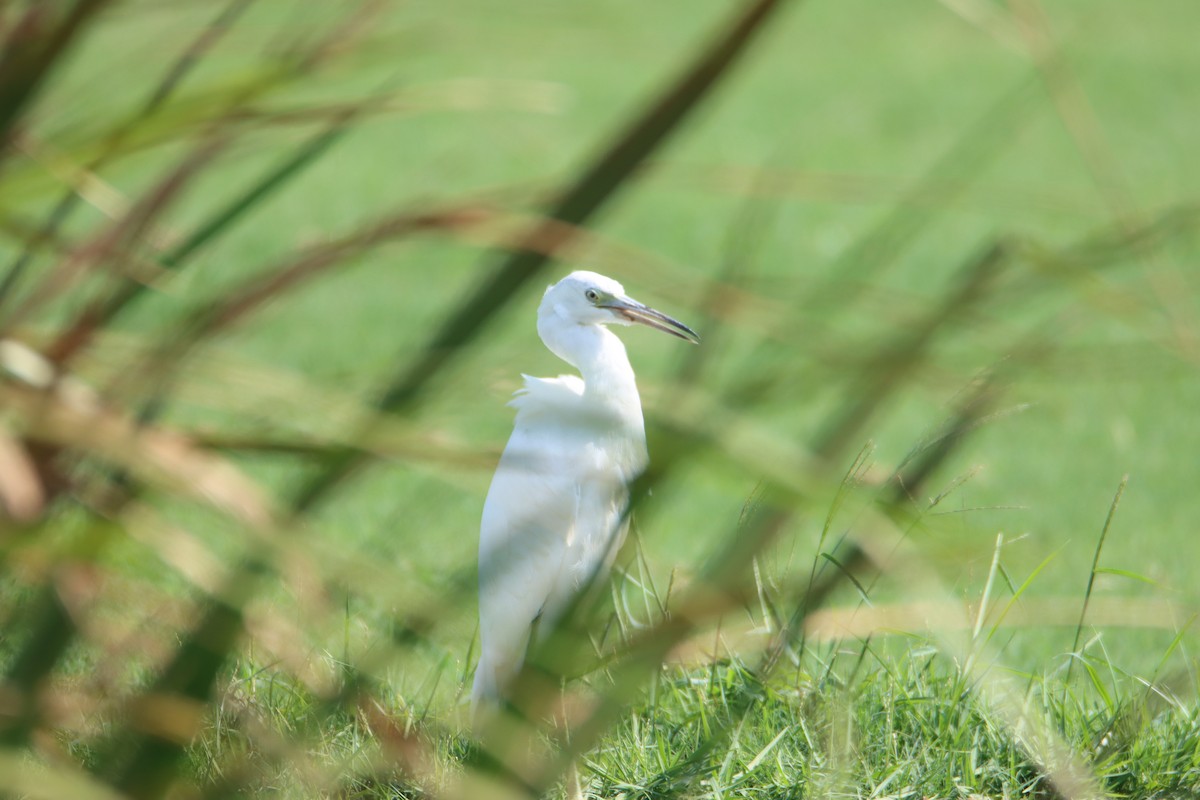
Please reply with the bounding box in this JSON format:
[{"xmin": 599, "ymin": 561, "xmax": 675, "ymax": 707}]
[
  {"xmin": 676, "ymin": 159, "xmax": 784, "ymax": 388},
  {"xmin": 0, "ymin": 0, "xmax": 110, "ymax": 151},
  {"xmin": 813, "ymin": 239, "xmax": 1010, "ymax": 460},
  {"xmin": 802, "ymin": 76, "xmax": 1038, "ymax": 313},
  {"xmin": 0, "ymin": 428, "xmax": 43, "ymax": 521},
  {"xmin": 111, "ymin": 203, "xmax": 490, "ymax": 410},
  {"xmin": 0, "ymin": 0, "xmax": 256, "ymax": 315},
  {"xmin": 0, "ymin": 587, "xmax": 76, "ymax": 748},
  {"xmin": 141, "ymin": 0, "xmax": 258, "ymax": 113},
  {"xmin": 1066, "ymin": 202, "xmax": 1200, "ymax": 267},
  {"xmin": 6, "ymin": 134, "xmax": 231, "ymax": 344},
  {"xmin": 819, "ymin": 553, "xmax": 871, "ymax": 605},
  {"xmin": 159, "ymin": 104, "xmax": 362, "ymax": 271},
  {"xmin": 0, "ymin": 519, "xmax": 112, "ymax": 750},
  {"xmin": 0, "ymin": 749, "xmax": 127, "ymax": 800},
  {"xmin": 1013, "ymin": 0, "xmax": 1199, "ymax": 356},
  {"xmin": 0, "ymin": 383, "xmax": 274, "ymax": 526},
  {"xmin": 47, "ymin": 95, "xmax": 380, "ymax": 367}
]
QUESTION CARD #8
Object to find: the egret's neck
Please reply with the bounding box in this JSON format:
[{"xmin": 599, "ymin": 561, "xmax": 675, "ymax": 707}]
[
  {"xmin": 539, "ymin": 320, "xmax": 642, "ymax": 415},
  {"xmin": 579, "ymin": 327, "xmax": 640, "ymax": 406}
]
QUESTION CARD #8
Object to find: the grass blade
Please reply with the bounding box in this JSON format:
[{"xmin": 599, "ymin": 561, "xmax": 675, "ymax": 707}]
[
  {"xmin": 46, "ymin": 93, "xmax": 383, "ymax": 367},
  {"xmin": 1067, "ymin": 474, "xmax": 1129, "ymax": 684},
  {"xmin": 0, "ymin": 0, "xmax": 256, "ymax": 315},
  {"xmin": 0, "ymin": 0, "xmax": 111, "ymax": 150},
  {"xmin": 812, "ymin": 239, "xmax": 1010, "ymax": 460}
]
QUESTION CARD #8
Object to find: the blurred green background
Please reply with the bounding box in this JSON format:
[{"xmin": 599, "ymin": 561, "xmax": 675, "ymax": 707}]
[{"xmin": 26, "ymin": 0, "xmax": 1200, "ymax": 663}]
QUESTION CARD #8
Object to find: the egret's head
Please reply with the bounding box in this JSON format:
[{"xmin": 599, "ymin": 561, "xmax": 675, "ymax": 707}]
[{"xmin": 539, "ymin": 270, "xmax": 700, "ymax": 343}]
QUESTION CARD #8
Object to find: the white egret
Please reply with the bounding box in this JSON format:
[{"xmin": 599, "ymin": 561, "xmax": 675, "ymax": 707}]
[{"xmin": 472, "ymin": 271, "xmax": 699, "ymax": 711}]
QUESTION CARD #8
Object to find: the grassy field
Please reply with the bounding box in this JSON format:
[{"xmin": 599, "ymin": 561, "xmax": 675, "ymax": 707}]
[{"xmin": 1, "ymin": 0, "xmax": 1199, "ymax": 797}]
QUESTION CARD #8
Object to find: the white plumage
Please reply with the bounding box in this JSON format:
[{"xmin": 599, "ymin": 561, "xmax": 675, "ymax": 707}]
[{"xmin": 472, "ymin": 271, "xmax": 698, "ymax": 711}]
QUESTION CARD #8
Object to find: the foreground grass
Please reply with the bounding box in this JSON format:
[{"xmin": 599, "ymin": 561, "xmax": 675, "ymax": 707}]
[
  {"xmin": 166, "ymin": 638, "xmax": 1200, "ymax": 799},
  {"xmin": 595, "ymin": 656, "xmax": 1199, "ymax": 800}
]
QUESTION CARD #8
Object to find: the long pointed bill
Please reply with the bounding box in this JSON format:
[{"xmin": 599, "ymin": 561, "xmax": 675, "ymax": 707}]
[{"xmin": 605, "ymin": 296, "xmax": 700, "ymax": 344}]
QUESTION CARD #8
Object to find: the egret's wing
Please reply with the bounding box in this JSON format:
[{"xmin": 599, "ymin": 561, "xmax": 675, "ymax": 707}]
[
  {"xmin": 474, "ymin": 374, "xmax": 646, "ymax": 705},
  {"xmin": 475, "ymin": 388, "xmax": 585, "ymax": 701},
  {"xmin": 539, "ymin": 436, "xmax": 633, "ymax": 630}
]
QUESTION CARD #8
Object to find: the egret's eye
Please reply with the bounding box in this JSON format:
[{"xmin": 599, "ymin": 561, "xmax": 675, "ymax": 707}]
[{"xmin": 585, "ymin": 289, "xmax": 599, "ymax": 302}]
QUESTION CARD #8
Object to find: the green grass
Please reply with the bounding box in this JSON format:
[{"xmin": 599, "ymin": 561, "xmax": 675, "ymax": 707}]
[
  {"xmin": 587, "ymin": 653, "xmax": 1200, "ymax": 800},
  {"xmin": 0, "ymin": 0, "xmax": 1198, "ymax": 797}
]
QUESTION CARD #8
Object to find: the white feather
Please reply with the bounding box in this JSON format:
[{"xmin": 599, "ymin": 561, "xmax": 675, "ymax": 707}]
[{"xmin": 471, "ymin": 271, "xmax": 693, "ymax": 712}]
